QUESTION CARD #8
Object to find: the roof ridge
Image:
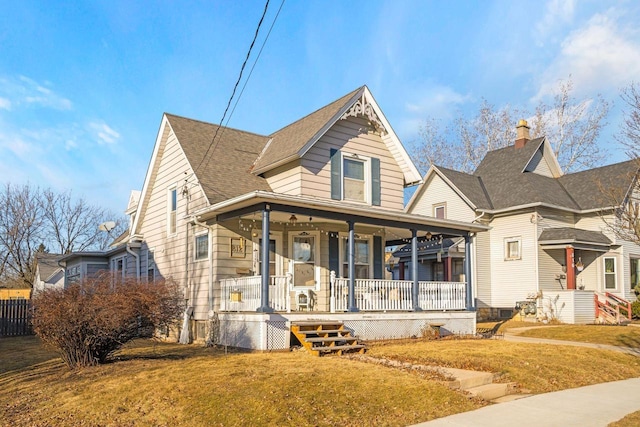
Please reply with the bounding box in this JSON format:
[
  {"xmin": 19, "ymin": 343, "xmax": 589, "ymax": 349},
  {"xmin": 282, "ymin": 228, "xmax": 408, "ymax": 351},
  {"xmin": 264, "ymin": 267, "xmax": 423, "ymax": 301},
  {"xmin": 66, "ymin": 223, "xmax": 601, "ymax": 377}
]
[
  {"xmin": 561, "ymin": 158, "xmax": 638, "ymax": 177},
  {"xmin": 164, "ymin": 112, "xmax": 269, "ymax": 139},
  {"xmin": 268, "ymin": 86, "xmax": 364, "ymax": 137}
]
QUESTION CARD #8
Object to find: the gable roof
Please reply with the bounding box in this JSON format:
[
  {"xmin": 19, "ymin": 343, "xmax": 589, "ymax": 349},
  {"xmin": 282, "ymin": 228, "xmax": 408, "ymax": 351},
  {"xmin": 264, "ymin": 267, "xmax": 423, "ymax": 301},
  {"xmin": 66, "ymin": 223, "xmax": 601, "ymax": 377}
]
[
  {"xmin": 251, "ymin": 86, "xmax": 422, "ymax": 185},
  {"xmin": 559, "ymin": 159, "xmax": 638, "ymax": 211},
  {"xmin": 416, "ymin": 136, "xmax": 637, "ymax": 214},
  {"xmin": 35, "ymin": 253, "xmax": 64, "ymax": 282},
  {"xmin": 166, "ymin": 114, "xmax": 272, "ymax": 205}
]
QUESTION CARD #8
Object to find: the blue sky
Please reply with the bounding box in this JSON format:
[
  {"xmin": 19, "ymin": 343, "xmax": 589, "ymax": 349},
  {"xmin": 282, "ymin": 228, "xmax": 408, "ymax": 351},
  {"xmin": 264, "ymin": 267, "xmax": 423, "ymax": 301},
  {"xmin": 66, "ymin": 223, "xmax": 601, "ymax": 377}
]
[{"xmin": 1, "ymin": 0, "xmax": 640, "ymax": 213}]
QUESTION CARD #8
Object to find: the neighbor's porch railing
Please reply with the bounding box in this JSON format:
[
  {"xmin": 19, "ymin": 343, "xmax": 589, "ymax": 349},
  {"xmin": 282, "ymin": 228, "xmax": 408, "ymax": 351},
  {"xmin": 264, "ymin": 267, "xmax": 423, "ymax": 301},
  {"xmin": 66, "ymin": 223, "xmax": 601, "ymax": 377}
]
[
  {"xmin": 219, "ymin": 275, "xmax": 290, "ymax": 312},
  {"xmin": 330, "ymin": 276, "xmax": 466, "ymax": 312}
]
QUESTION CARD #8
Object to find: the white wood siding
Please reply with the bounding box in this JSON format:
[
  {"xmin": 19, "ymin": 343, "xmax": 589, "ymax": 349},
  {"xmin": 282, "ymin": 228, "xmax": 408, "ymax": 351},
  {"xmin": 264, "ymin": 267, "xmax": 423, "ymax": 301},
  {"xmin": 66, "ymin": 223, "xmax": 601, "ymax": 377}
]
[
  {"xmin": 263, "ymin": 161, "xmax": 303, "ymax": 196},
  {"xmin": 487, "ymin": 213, "xmax": 538, "ymax": 307},
  {"xmin": 408, "ymin": 173, "xmax": 476, "ymax": 222},
  {"xmin": 474, "ymin": 230, "xmax": 492, "ymax": 308},
  {"xmin": 300, "ymin": 116, "xmax": 406, "ymax": 210},
  {"xmin": 137, "ymin": 128, "xmax": 211, "ymax": 320},
  {"xmin": 525, "ymin": 149, "xmax": 554, "ymax": 177}
]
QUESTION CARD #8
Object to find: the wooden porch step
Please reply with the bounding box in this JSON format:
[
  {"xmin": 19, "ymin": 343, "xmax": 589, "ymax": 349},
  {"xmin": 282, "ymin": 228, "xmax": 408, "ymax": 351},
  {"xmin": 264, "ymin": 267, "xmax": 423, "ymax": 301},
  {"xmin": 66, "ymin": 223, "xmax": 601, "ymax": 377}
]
[{"xmin": 290, "ymin": 321, "xmax": 366, "ymax": 357}]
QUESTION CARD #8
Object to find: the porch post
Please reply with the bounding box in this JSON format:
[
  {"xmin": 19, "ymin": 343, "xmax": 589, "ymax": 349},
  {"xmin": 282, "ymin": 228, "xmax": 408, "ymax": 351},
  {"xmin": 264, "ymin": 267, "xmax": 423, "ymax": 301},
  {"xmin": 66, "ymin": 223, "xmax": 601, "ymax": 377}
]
[
  {"xmin": 565, "ymin": 246, "xmax": 576, "ymax": 290},
  {"xmin": 257, "ymin": 206, "xmax": 273, "ymax": 313},
  {"xmin": 411, "ymin": 229, "xmax": 422, "ymax": 311},
  {"xmin": 347, "ymin": 220, "xmax": 359, "ymax": 312},
  {"xmin": 464, "ymin": 233, "xmax": 474, "ymax": 310}
]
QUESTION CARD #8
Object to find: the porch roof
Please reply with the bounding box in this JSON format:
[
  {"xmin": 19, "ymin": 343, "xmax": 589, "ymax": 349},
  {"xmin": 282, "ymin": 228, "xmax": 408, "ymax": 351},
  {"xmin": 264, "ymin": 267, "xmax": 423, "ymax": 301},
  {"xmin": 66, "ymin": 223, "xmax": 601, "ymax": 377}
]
[
  {"xmin": 191, "ymin": 191, "xmax": 489, "ymax": 239},
  {"xmin": 538, "ymin": 227, "xmax": 612, "ymax": 251}
]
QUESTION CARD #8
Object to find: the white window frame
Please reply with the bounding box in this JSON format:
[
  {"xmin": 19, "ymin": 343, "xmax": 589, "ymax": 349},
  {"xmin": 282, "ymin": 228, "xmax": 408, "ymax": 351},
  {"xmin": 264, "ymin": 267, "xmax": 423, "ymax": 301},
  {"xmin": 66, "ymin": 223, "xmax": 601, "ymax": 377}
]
[
  {"xmin": 194, "ymin": 231, "xmax": 209, "ymax": 261},
  {"xmin": 603, "ymin": 256, "xmax": 617, "ymax": 291},
  {"xmin": 252, "ymin": 231, "xmax": 283, "ymax": 276},
  {"xmin": 167, "ymin": 187, "xmax": 177, "ymax": 236},
  {"xmin": 338, "ymin": 233, "xmax": 373, "ymax": 279},
  {"xmin": 147, "ymin": 249, "xmax": 156, "ymax": 282},
  {"xmin": 341, "ymin": 152, "xmax": 371, "ymax": 204},
  {"xmin": 504, "ymin": 237, "xmax": 522, "ymax": 261},
  {"xmin": 433, "ymin": 203, "xmax": 446, "ymax": 219},
  {"xmin": 111, "ymin": 256, "xmax": 127, "ymax": 279},
  {"xmin": 288, "ymin": 231, "xmax": 321, "ymax": 290}
]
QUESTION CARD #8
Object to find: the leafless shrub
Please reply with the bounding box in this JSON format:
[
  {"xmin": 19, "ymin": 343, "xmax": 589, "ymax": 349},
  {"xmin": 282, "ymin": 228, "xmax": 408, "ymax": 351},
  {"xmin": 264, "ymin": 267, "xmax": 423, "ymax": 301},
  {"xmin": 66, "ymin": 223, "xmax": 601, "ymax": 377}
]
[{"xmin": 31, "ymin": 273, "xmax": 184, "ymax": 369}]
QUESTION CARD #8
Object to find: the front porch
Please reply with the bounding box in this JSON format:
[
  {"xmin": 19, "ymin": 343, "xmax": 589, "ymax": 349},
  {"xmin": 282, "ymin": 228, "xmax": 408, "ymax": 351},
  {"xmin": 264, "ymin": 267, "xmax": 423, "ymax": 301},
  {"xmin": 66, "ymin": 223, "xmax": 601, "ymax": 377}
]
[{"xmin": 219, "ymin": 274, "xmax": 467, "ymax": 313}]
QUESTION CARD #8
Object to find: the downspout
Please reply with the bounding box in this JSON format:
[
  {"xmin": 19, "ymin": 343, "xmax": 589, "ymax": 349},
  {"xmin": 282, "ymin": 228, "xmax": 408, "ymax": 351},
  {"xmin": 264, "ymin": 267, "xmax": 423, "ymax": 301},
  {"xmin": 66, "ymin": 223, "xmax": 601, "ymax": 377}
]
[
  {"xmin": 179, "ymin": 222, "xmax": 191, "ymax": 344},
  {"xmin": 125, "ymin": 244, "xmax": 140, "ymax": 280}
]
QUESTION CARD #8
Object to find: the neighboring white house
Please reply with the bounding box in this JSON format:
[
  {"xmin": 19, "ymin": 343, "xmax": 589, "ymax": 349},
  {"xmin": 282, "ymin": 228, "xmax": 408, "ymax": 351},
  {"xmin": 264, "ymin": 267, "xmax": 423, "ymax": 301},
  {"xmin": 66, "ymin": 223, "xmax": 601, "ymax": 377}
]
[
  {"xmin": 33, "ymin": 253, "xmax": 65, "ymax": 293},
  {"xmin": 68, "ymin": 85, "xmax": 488, "ymax": 350},
  {"xmin": 406, "ymin": 120, "xmax": 640, "ymax": 324}
]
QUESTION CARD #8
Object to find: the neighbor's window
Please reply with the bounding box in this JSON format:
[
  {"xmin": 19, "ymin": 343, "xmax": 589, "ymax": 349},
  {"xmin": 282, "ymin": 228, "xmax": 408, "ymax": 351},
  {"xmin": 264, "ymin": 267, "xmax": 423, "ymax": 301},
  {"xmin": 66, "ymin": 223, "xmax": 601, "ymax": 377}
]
[
  {"xmin": 168, "ymin": 187, "xmax": 177, "ymax": 235},
  {"xmin": 111, "ymin": 257, "xmax": 126, "ymax": 279},
  {"xmin": 504, "ymin": 237, "xmax": 521, "ymax": 260},
  {"xmin": 67, "ymin": 265, "xmax": 81, "ymax": 284},
  {"xmin": 433, "ymin": 203, "xmax": 446, "ymax": 219},
  {"xmin": 343, "ymin": 157, "xmax": 366, "ymax": 202},
  {"xmin": 195, "ymin": 233, "xmax": 209, "ymax": 261},
  {"xmin": 604, "ymin": 257, "xmax": 617, "ymax": 290},
  {"xmin": 342, "ymin": 238, "xmax": 370, "ymax": 279}
]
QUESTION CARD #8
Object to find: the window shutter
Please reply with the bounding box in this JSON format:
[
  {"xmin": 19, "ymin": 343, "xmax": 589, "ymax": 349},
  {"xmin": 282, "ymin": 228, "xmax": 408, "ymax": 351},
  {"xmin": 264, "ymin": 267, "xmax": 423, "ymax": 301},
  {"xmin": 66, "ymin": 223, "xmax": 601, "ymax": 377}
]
[
  {"xmin": 371, "ymin": 157, "xmax": 381, "ymax": 206},
  {"xmin": 330, "ymin": 149, "xmax": 341, "ymax": 200},
  {"xmin": 373, "ymin": 235, "xmax": 383, "ymax": 279},
  {"xmin": 329, "ymin": 232, "xmax": 340, "ymax": 274}
]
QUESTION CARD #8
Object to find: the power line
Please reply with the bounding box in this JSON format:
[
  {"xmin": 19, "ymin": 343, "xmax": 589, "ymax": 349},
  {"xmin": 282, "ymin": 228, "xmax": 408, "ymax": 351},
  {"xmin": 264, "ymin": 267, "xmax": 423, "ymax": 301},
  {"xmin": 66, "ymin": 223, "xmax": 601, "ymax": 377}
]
[{"xmin": 194, "ymin": 0, "xmax": 271, "ymax": 175}]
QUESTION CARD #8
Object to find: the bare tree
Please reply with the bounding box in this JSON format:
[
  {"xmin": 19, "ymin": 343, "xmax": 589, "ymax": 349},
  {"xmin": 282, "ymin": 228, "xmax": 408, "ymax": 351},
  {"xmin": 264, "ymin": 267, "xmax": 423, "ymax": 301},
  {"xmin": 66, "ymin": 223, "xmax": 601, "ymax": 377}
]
[
  {"xmin": 0, "ymin": 183, "xmax": 45, "ymax": 287},
  {"xmin": 600, "ymin": 82, "xmax": 640, "ymax": 245},
  {"xmin": 0, "ymin": 183, "xmax": 127, "ymax": 288},
  {"xmin": 412, "ymin": 76, "xmax": 610, "ymax": 174},
  {"xmin": 530, "ymin": 77, "xmax": 610, "ymax": 173},
  {"xmin": 43, "ymin": 189, "xmax": 125, "ymax": 254}
]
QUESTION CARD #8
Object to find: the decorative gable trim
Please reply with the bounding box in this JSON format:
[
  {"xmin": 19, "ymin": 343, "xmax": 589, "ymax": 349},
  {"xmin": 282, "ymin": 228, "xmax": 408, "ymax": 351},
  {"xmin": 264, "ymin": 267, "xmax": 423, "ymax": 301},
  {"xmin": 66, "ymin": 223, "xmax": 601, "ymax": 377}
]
[{"xmin": 340, "ymin": 93, "xmax": 387, "ymax": 135}]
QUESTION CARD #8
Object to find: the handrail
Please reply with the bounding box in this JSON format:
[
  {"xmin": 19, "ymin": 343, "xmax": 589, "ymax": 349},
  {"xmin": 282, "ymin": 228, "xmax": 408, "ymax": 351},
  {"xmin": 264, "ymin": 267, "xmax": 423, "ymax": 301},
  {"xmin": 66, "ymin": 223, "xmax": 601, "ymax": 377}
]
[{"xmin": 605, "ymin": 292, "xmax": 632, "ymax": 318}]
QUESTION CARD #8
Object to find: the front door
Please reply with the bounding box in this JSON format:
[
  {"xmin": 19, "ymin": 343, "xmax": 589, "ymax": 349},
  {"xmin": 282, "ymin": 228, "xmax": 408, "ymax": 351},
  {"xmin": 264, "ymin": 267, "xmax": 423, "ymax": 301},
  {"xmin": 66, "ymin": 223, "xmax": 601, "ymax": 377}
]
[{"xmin": 289, "ymin": 231, "xmax": 320, "ymax": 289}]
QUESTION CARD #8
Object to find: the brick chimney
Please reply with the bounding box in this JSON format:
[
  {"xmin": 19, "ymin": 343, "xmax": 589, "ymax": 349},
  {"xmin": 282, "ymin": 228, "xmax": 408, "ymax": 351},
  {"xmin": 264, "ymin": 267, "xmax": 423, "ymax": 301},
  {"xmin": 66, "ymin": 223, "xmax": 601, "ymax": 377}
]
[{"xmin": 515, "ymin": 119, "xmax": 530, "ymax": 149}]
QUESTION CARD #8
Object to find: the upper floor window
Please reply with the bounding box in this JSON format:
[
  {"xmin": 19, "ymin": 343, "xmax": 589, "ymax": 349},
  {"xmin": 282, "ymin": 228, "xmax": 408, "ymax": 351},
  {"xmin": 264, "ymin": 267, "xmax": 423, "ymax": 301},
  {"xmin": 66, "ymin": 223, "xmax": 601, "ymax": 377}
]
[
  {"xmin": 195, "ymin": 232, "xmax": 209, "ymax": 261},
  {"xmin": 331, "ymin": 149, "xmax": 380, "ymax": 206},
  {"xmin": 168, "ymin": 187, "xmax": 177, "ymax": 235},
  {"xmin": 433, "ymin": 203, "xmax": 446, "ymax": 219},
  {"xmin": 504, "ymin": 237, "xmax": 521, "ymax": 260},
  {"xmin": 604, "ymin": 257, "xmax": 617, "ymax": 290}
]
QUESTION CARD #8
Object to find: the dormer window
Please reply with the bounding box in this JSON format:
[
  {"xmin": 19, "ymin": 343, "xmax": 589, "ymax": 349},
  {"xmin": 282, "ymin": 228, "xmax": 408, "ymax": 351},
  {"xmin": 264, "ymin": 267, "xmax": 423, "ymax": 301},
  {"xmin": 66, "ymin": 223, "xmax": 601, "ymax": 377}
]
[{"xmin": 331, "ymin": 149, "xmax": 380, "ymax": 206}]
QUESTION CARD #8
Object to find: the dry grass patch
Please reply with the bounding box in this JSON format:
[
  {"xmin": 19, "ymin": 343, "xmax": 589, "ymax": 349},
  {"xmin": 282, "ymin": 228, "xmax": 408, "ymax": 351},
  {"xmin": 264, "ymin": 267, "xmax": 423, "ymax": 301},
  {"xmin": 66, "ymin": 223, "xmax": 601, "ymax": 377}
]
[
  {"xmin": 515, "ymin": 325, "xmax": 640, "ymax": 348},
  {"xmin": 368, "ymin": 339, "xmax": 640, "ymax": 394},
  {"xmin": 1, "ymin": 336, "xmax": 482, "ymax": 427},
  {"xmin": 609, "ymin": 410, "xmax": 640, "ymax": 426}
]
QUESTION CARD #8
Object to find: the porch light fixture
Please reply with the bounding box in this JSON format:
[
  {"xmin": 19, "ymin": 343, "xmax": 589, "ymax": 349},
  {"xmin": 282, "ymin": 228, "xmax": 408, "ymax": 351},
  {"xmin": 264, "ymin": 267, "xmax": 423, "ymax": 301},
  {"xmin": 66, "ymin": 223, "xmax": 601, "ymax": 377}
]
[{"xmin": 289, "ymin": 214, "xmax": 298, "ymax": 224}]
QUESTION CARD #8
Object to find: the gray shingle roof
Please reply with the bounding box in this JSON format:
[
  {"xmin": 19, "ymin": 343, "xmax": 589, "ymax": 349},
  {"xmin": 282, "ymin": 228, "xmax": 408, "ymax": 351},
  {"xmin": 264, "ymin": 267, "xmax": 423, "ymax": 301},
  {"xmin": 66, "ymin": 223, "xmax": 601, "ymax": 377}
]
[
  {"xmin": 436, "ymin": 166, "xmax": 492, "ymax": 209},
  {"xmin": 251, "ymin": 87, "xmax": 363, "ymax": 173},
  {"xmin": 165, "ymin": 114, "xmax": 272, "ymax": 205},
  {"xmin": 538, "ymin": 227, "xmax": 612, "ymax": 245},
  {"xmin": 436, "ymin": 138, "xmax": 637, "ymax": 212},
  {"xmin": 559, "ymin": 160, "xmax": 638, "ymax": 210}
]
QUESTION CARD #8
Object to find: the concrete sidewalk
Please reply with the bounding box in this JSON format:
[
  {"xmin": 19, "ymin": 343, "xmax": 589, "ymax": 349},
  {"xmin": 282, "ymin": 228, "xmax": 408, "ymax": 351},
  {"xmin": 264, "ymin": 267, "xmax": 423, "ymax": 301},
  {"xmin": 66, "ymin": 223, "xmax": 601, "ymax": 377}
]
[{"xmin": 412, "ymin": 375, "xmax": 640, "ymax": 427}]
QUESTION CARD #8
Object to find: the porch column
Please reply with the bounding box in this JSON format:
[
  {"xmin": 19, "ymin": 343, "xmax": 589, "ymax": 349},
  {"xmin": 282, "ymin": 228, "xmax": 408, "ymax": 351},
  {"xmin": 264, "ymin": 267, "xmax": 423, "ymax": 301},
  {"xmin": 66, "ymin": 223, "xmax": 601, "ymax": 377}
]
[
  {"xmin": 411, "ymin": 229, "xmax": 421, "ymax": 311},
  {"xmin": 565, "ymin": 246, "xmax": 576, "ymax": 290},
  {"xmin": 464, "ymin": 234, "xmax": 474, "ymax": 310},
  {"xmin": 347, "ymin": 220, "xmax": 359, "ymax": 312},
  {"xmin": 257, "ymin": 206, "xmax": 273, "ymax": 313}
]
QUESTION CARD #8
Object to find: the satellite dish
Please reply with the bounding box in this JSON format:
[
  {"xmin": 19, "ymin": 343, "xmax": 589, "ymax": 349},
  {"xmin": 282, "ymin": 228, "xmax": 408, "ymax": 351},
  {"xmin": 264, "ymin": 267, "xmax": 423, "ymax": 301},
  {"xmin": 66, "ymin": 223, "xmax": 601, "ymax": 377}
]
[{"xmin": 98, "ymin": 221, "xmax": 116, "ymax": 232}]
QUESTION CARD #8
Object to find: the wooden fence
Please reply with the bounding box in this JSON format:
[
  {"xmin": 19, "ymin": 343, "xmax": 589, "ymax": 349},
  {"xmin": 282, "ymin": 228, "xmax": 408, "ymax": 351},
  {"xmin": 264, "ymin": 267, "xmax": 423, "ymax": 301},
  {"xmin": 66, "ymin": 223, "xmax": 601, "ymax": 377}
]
[{"xmin": 0, "ymin": 299, "xmax": 32, "ymax": 336}]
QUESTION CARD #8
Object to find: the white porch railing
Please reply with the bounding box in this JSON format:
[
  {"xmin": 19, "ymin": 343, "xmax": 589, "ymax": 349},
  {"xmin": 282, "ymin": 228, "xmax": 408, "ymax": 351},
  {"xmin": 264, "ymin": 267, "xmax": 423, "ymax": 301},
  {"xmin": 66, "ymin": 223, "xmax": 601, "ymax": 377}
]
[
  {"xmin": 330, "ymin": 276, "xmax": 466, "ymax": 312},
  {"xmin": 219, "ymin": 275, "xmax": 290, "ymax": 312}
]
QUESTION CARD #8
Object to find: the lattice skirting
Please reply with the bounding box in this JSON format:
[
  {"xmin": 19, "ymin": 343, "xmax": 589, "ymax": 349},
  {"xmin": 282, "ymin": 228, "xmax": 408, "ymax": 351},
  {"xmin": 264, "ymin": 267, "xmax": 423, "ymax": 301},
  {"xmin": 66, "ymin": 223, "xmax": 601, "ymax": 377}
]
[{"xmin": 217, "ymin": 312, "xmax": 475, "ymax": 351}]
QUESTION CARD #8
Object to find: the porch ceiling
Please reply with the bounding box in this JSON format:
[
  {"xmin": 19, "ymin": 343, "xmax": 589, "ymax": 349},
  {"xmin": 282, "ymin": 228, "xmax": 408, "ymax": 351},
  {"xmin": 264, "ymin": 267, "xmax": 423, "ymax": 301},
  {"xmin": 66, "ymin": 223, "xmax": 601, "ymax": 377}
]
[{"xmin": 192, "ymin": 191, "xmax": 488, "ymax": 239}]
